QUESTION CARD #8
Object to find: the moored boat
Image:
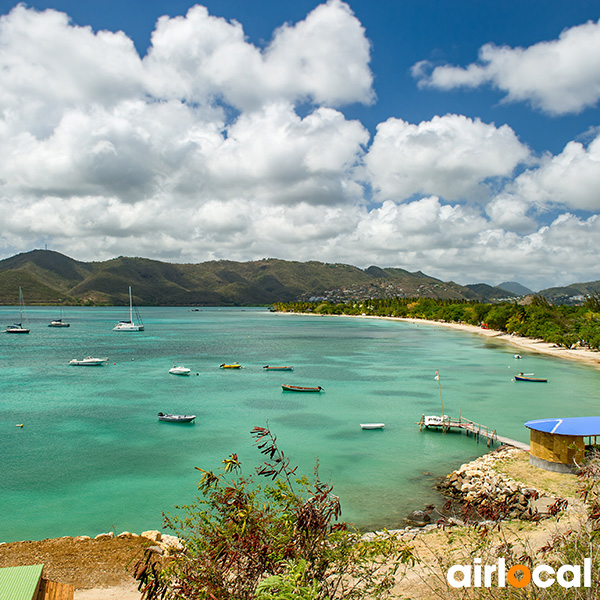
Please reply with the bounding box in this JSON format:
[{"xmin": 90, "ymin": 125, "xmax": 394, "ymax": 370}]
[
  {"xmin": 169, "ymin": 365, "xmax": 191, "ymax": 375},
  {"xmin": 69, "ymin": 356, "xmax": 108, "ymax": 366},
  {"xmin": 282, "ymin": 384, "xmax": 323, "ymax": 392},
  {"xmin": 515, "ymin": 372, "xmax": 547, "ymax": 382},
  {"xmin": 49, "ymin": 319, "xmax": 70, "ymax": 328},
  {"xmin": 113, "ymin": 286, "xmax": 144, "ymax": 331},
  {"xmin": 263, "ymin": 365, "xmax": 294, "ymax": 371},
  {"xmin": 158, "ymin": 412, "xmax": 196, "ymax": 423},
  {"xmin": 6, "ymin": 287, "xmax": 30, "ymax": 334},
  {"xmin": 360, "ymin": 423, "xmax": 385, "ymax": 430},
  {"xmin": 220, "ymin": 363, "xmax": 242, "ymax": 369}
]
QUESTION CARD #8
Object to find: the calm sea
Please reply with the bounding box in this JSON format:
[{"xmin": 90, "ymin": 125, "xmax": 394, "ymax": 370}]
[{"xmin": 1, "ymin": 306, "xmax": 599, "ymax": 542}]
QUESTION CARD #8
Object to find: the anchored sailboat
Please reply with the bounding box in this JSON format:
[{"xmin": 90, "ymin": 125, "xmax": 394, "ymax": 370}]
[
  {"xmin": 6, "ymin": 287, "xmax": 30, "ymax": 334},
  {"xmin": 113, "ymin": 286, "xmax": 144, "ymax": 332}
]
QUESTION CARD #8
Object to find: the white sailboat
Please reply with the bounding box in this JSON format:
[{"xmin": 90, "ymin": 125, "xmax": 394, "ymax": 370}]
[
  {"xmin": 49, "ymin": 304, "xmax": 70, "ymax": 327},
  {"xmin": 113, "ymin": 286, "xmax": 144, "ymax": 332},
  {"xmin": 6, "ymin": 287, "xmax": 30, "ymax": 334}
]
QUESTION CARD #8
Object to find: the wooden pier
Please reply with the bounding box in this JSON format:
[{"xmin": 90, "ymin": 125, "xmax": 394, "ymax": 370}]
[{"xmin": 418, "ymin": 413, "xmax": 530, "ymax": 451}]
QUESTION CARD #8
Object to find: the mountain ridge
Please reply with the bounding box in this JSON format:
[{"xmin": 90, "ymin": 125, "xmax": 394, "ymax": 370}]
[{"xmin": 0, "ymin": 249, "xmax": 595, "ymax": 306}]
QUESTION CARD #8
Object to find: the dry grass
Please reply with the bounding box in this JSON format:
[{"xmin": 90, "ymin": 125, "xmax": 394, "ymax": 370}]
[{"xmin": 492, "ymin": 451, "xmax": 580, "ymax": 498}]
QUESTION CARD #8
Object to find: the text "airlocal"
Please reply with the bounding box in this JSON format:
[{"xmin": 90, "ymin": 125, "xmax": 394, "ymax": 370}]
[{"xmin": 447, "ymin": 558, "xmax": 592, "ymax": 588}]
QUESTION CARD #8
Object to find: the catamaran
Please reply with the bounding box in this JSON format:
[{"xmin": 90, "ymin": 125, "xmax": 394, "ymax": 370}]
[
  {"xmin": 113, "ymin": 286, "xmax": 144, "ymax": 331},
  {"xmin": 6, "ymin": 287, "xmax": 30, "ymax": 334}
]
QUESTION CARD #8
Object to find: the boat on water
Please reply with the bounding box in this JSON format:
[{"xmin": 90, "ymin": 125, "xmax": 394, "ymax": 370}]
[
  {"xmin": 282, "ymin": 384, "xmax": 323, "ymax": 392},
  {"xmin": 263, "ymin": 365, "xmax": 294, "ymax": 371},
  {"xmin": 49, "ymin": 319, "xmax": 70, "ymax": 328},
  {"xmin": 360, "ymin": 423, "xmax": 385, "ymax": 430},
  {"xmin": 169, "ymin": 365, "xmax": 191, "ymax": 376},
  {"xmin": 422, "ymin": 415, "xmax": 450, "ymax": 427},
  {"xmin": 515, "ymin": 372, "xmax": 547, "ymax": 382},
  {"xmin": 158, "ymin": 412, "xmax": 196, "ymax": 423},
  {"xmin": 113, "ymin": 287, "xmax": 144, "ymax": 331},
  {"xmin": 69, "ymin": 356, "xmax": 108, "ymax": 366},
  {"xmin": 5, "ymin": 287, "xmax": 30, "ymax": 334},
  {"xmin": 49, "ymin": 306, "xmax": 70, "ymax": 327},
  {"xmin": 220, "ymin": 363, "xmax": 242, "ymax": 369}
]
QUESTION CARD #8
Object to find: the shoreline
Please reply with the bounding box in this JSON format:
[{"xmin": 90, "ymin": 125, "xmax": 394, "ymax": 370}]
[{"xmin": 279, "ymin": 311, "xmax": 600, "ymax": 369}]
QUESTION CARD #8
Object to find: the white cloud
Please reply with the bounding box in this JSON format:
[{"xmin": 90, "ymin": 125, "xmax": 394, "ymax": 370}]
[
  {"xmin": 144, "ymin": 0, "xmax": 373, "ymax": 110},
  {"xmin": 365, "ymin": 114, "xmax": 530, "ymax": 202},
  {"xmin": 413, "ymin": 19, "xmax": 600, "ymax": 115},
  {"xmin": 0, "ymin": 2, "xmax": 600, "ymax": 291},
  {"xmin": 505, "ymin": 135, "xmax": 600, "ymax": 211}
]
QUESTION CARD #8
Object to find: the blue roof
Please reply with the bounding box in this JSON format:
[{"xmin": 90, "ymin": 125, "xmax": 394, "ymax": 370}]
[{"xmin": 525, "ymin": 417, "xmax": 600, "ymax": 436}]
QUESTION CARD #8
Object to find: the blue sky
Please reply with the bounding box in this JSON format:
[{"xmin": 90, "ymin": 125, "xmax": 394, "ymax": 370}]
[{"xmin": 0, "ymin": 0, "xmax": 599, "ymax": 289}]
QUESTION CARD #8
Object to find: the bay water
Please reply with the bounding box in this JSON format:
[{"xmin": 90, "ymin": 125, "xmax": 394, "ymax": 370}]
[{"xmin": 1, "ymin": 306, "xmax": 599, "ymax": 543}]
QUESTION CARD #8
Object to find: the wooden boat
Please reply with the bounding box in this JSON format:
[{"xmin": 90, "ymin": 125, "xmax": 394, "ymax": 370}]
[
  {"xmin": 158, "ymin": 412, "xmax": 196, "ymax": 423},
  {"xmin": 515, "ymin": 373, "xmax": 547, "ymax": 382},
  {"xmin": 220, "ymin": 363, "xmax": 242, "ymax": 369},
  {"xmin": 282, "ymin": 384, "xmax": 323, "ymax": 392},
  {"xmin": 360, "ymin": 423, "xmax": 385, "ymax": 430},
  {"xmin": 263, "ymin": 365, "xmax": 294, "ymax": 371}
]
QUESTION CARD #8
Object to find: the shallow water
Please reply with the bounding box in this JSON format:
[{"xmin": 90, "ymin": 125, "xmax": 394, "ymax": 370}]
[{"xmin": 1, "ymin": 306, "xmax": 598, "ymax": 542}]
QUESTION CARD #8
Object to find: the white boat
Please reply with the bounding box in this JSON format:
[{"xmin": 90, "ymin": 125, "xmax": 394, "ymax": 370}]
[
  {"xmin": 6, "ymin": 287, "xmax": 30, "ymax": 334},
  {"xmin": 113, "ymin": 286, "xmax": 144, "ymax": 331},
  {"xmin": 69, "ymin": 356, "xmax": 108, "ymax": 366},
  {"xmin": 169, "ymin": 365, "xmax": 191, "ymax": 376},
  {"xmin": 49, "ymin": 306, "xmax": 70, "ymax": 327},
  {"xmin": 360, "ymin": 423, "xmax": 385, "ymax": 430},
  {"xmin": 423, "ymin": 415, "xmax": 450, "ymax": 427},
  {"xmin": 158, "ymin": 412, "xmax": 196, "ymax": 423},
  {"xmin": 49, "ymin": 319, "xmax": 70, "ymax": 328}
]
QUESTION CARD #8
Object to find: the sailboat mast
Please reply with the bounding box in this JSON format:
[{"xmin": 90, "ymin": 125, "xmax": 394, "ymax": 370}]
[
  {"xmin": 129, "ymin": 286, "xmax": 133, "ymax": 322},
  {"xmin": 19, "ymin": 286, "xmax": 24, "ymax": 323}
]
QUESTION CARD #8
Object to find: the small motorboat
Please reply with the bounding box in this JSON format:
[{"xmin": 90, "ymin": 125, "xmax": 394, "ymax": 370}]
[
  {"xmin": 263, "ymin": 365, "xmax": 294, "ymax": 371},
  {"xmin": 220, "ymin": 363, "xmax": 242, "ymax": 369},
  {"xmin": 515, "ymin": 373, "xmax": 547, "ymax": 382},
  {"xmin": 360, "ymin": 423, "xmax": 385, "ymax": 430},
  {"xmin": 69, "ymin": 356, "xmax": 108, "ymax": 366},
  {"xmin": 514, "ymin": 354, "xmax": 521, "ymax": 359},
  {"xmin": 282, "ymin": 384, "xmax": 323, "ymax": 392},
  {"xmin": 169, "ymin": 365, "xmax": 191, "ymax": 376},
  {"xmin": 158, "ymin": 412, "xmax": 196, "ymax": 423},
  {"xmin": 423, "ymin": 415, "xmax": 450, "ymax": 427}
]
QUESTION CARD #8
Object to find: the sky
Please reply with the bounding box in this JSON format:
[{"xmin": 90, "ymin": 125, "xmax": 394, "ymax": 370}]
[{"xmin": 1, "ymin": 1, "xmax": 600, "ymax": 290}]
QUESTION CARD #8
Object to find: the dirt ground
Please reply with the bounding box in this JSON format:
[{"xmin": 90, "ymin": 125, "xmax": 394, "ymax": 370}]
[{"xmin": 0, "ymin": 535, "xmax": 151, "ymax": 598}]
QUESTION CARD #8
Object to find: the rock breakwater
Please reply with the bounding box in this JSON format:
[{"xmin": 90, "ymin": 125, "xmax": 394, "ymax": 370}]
[{"xmin": 437, "ymin": 447, "xmax": 566, "ymax": 522}]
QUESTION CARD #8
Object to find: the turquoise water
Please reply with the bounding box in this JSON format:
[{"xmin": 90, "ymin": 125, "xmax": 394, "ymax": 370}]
[{"xmin": 1, "ymin": 307, "xmax": 599, "ymax": 542}]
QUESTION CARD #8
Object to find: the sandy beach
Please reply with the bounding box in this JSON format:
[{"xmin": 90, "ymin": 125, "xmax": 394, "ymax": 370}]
[{"xmin": 394, "ymin": 316, "xmax": 600, "ymax": 369}]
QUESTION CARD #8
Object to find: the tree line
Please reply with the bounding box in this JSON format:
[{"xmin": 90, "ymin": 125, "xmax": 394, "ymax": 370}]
[{"xmin": 273, "ymin": 295, "xmax": 600, "ymax": 350}]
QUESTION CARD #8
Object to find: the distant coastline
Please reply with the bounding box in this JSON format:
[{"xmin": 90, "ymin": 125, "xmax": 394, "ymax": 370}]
[{"xmin": 278, "ymin": 311, "xmax": 600, "ymax": 369}]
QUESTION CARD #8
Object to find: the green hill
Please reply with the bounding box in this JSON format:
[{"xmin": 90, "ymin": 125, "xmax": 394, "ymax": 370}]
[{"xmin": 0, "ymin": 249, "xmax": 594, "ymax": 306}]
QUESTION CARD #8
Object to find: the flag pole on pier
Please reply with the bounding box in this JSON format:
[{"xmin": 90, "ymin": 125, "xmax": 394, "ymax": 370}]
[{"xmin": 434, "ymin": 370, "xmax": 446, "ymax": 432}]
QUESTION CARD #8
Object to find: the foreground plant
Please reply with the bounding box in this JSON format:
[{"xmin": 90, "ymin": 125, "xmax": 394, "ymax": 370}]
[{"xmin": 134, "ymin": 425, "xmax": 415, "ymax": 599}]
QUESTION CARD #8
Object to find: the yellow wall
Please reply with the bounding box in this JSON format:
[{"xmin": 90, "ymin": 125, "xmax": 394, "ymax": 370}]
[{"xmin": 529, "ymin": 430, "xmax": 585, "ymax": 465}]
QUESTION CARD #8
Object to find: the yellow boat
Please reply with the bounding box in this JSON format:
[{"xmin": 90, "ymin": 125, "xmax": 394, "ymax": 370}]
[{"xmin": 219, "ymin": 363, "xmax": 242, "ymax": 369}]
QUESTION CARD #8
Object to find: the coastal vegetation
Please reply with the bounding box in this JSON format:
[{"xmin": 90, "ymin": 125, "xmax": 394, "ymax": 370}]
[
  {"xmin": 136, "ymin": 425, "xmax": 415, "ymax": 599},
  {"xmin": 273, "ymin": 296, "xmax": 600, "ymax": 350}
]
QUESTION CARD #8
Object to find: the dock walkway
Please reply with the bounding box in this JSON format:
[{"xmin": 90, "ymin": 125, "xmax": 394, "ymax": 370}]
[{"xmin": 418, "ymin": 414, "xmax": 530, "ymax": 451}]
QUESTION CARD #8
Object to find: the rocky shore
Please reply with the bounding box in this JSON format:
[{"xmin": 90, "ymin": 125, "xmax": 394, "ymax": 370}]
[{"xmin": 436, "ymin": 446, "xmax": 568, "ymax": 523}]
